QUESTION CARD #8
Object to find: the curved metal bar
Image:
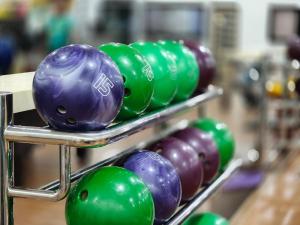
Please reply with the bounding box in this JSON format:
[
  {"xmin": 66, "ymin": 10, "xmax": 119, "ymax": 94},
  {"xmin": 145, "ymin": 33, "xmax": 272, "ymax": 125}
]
[
  {"xmin": 8, "ymin": 145, "xmax": 70, "ymax": 201},
  {"xmin": 4, "ymin": 86, "xmax": 223, "ymax": 147},
  {"xmin": 41, "ymin": 120, "xmax": 190, "ymax": 191},
  {"xmin": 41, "ymin": 147, "xmax": 135, "ymax": 191},
  {"xmin": 165, "ymin": 159, "xmax": 243, "ymax": 225}
]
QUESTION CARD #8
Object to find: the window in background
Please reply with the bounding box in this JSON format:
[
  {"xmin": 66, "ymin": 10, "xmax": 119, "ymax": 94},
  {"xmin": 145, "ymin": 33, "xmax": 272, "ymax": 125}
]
[
  {"xmin": 268, "ymin": 6, "xmax": 300, "ymax": 42},
  {"xmin": 145, "ymin": 4, "xmax": 205, "ymax": 41}
]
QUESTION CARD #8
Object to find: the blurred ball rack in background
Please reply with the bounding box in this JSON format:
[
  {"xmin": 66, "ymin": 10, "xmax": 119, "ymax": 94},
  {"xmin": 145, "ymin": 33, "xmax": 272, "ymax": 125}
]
[{"xmin": 254, "ymin": 56, "xmax": 300, "ymax": 167}]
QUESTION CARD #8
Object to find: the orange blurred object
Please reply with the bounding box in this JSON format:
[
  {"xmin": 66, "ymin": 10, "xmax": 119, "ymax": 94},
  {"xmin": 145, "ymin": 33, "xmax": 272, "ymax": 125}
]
[{"xmin": 266, "ymin": 80, "xmax": 283, "ymax": 98}]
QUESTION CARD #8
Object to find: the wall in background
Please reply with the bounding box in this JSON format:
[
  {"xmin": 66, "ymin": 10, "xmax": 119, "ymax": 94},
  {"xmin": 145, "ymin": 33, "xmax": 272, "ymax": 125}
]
[
  {"xmin": 238, "ymin": 0, "xmax": 300, "ymax": 54},
  {"xmin": 205, "ymin": 0, "xmax": 300, "ymax": 57}
]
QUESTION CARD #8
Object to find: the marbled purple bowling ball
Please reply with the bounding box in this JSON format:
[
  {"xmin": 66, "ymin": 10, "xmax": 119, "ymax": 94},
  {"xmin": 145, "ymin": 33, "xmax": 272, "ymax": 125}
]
[
  {"xmin": 287, "ymin": 36, "xmax": 300, "ymax": 61},
  {"xmin": 173, "ymin": 128, "xmax": 220, "ymax": 184},
  {"xmin": 151, "ymin": 137, "xmax": 203, "ymax": 201},
  {"xmin": 183, "ymin": 40, "xmax": 216, "ymax": 94},
  {"xmin": 33, "ymin": 44, "xmax": 124, "ymax": 131},
  {"xmin": 122, "ymin": 151, "xmax": 182, "ymax": 223}
]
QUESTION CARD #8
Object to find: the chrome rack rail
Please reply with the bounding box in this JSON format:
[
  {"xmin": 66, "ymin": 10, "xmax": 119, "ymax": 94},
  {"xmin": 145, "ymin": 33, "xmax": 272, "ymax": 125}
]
[
  {"xmin": 165, "ymin": 159, "xmax": 243, "ymax": 225},
  {"xmin": 4, "ymin": 86, "xmax": 223, "ymax": 147},
  {"xmin": 40, "ymin": 119, "xmax": 192, "ymax": 191},
  {"xmin": 0, "ymin": 85, "xmax": 243, "ymax": 225}
]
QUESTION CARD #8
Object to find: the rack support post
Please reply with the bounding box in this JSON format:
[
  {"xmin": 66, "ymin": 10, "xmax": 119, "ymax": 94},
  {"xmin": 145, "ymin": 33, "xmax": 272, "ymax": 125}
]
[{"xmin": 0, "ymin": 92, "xmax": 14, "ymax": 225}]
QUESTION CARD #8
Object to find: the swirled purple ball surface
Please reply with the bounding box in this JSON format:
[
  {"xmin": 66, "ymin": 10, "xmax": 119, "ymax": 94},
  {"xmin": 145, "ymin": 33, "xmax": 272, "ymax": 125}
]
[
  {"xmin": 173, "ymin": 128, "xmax": 219, "ymax": 184},
  {"xmin": 122, "ymin": 151, "xmax": 182, "ymax": 223},
  {"xmin": 33, "ymin": 44, "xmax": 124, "ymax": 131},
  {"xmin": 183, "ymin": 40, "xmax": 216, "ymax": 93},
  {"xmin": 151, "ymin": 137, "xmax": 204, "ymax": 201},
  {"xmin": 287, "ymin": 36, "xmax": 300, "ymax": 61}
]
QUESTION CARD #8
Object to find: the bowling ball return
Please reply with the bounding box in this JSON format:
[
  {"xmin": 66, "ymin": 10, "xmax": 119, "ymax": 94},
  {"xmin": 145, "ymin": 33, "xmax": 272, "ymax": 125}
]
[{"xmin": 0, "ymin": 75, "xmax": 246, "ymax": 225}]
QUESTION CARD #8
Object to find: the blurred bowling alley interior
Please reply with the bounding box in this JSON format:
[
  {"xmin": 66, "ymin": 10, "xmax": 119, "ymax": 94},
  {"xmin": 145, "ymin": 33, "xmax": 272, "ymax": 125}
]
[{"xmin": 1, "ymin": 0, "xmax": 300, "ymax": 225}]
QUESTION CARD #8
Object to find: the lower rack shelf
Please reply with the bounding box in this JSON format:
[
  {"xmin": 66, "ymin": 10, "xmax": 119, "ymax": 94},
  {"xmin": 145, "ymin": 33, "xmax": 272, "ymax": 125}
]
[
  {"xmin": 7, "ymin": 119, "xmax": 243, "ymax": 224},
  {"xmin": 165, "ymin": 159, "xmax": 243, "ymax": 225},
  {"xmin": 41, "ymin": 155, "xmax": 242, "ymax": 225},
  {"xmin": 41, "ymin": 157, "xmax": 242, "ymax": 225}
]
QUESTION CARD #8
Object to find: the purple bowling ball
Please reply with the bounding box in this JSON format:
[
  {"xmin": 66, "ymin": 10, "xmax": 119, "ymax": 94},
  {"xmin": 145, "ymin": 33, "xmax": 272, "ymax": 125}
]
[
  {"xmin": 295, "ymin": 78, "xmax": 300, "ymax": 96},
  {"xmin": 0, "ymin": 37, "xmax": 15, "ymax": 75},
  {"xmin": 33, "ymin": 44, "xmax": 124, "ymax": 131},
  {"xmin": 287, "ymin": 36, "xmax": 300, "ymax": 61},
  {"xmin": 151, "ymin": 137, "xmax": 203, "ymax": 201},
  {"xmin": 173, "ymin": 128, "xmax": 220, "ymax": 184},
  {"xmin": 183, "ymin": 40, "xmax": 216, "ymax": 93},
  {"xmin": 122, "ymin": 151, "xmax": 182, "ymax": 223}
]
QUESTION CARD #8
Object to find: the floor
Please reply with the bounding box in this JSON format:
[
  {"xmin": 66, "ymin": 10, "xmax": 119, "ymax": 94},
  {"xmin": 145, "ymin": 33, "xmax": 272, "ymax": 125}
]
[
  {"xmin": 11, "ymin": 91, "xmax": 264, "ymax": 225},
  {"xmin": 231, "ymin": 151, "xmax": 300, "ymax": 225}
]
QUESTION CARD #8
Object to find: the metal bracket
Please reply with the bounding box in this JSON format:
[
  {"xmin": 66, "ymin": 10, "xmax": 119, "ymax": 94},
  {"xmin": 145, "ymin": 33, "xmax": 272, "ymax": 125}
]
[
  {"xmin": 8, "ymin": 145, "xmax": 70, "ymax": 201},
  {"xmin": 0, "ymin": 92, "xmax": 14, "ymax": 225}
]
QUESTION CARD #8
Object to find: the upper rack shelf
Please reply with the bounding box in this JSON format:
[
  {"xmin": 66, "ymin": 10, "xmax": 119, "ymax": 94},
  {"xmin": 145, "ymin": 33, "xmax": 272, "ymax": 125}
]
[{"xmin": 4, "ymin": 86, "xmax": 223, "ymax": 147}]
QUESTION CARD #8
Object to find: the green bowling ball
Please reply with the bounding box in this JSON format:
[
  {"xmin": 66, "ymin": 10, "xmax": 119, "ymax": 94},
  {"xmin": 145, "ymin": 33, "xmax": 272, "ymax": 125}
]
[
  {"xmin": 130, "ymin": 41, "xmax": 177, "ymax": 110},
  {"xmin": 183, "ymin": 212, "xmax": 229, "ymax": 225},
  {"xmin": 65, "ymin": 166, "xmax": 154, "ymax": 225},
  {"xmin": 99, "ymin": 43, "xmax": 154, "ymax": 120},
  {"xmin": 157, "ymin": 40, "xmax": 199, "ymax": 102},
  {"xmin": 193, "ymin": 118, "xmax": 235, "ymax": 170}
]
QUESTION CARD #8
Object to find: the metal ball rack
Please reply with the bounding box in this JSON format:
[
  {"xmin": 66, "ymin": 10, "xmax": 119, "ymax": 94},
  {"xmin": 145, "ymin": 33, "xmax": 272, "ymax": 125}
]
[
  {"xmin": 255, "ymin": 58, "xmax": 300, "ymax": 166},
  {"xmin": 0, "ymin": 84, "xmax": 243, "ymax": 225}
]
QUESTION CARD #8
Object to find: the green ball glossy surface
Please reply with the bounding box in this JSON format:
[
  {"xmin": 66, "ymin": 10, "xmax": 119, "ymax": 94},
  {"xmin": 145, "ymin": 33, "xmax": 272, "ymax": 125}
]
[
  {"xmin": 193, "ymin": 118, "xmax": 235, "ymax": 170},
  {"xmin": 99, "ymin": 43, "xmax": 154, "ymax": 120},
  {"xmin": 65, "ymin": 166, "xmax": 155, "ymax": 225},
  {"xmin": 130, "ymin": 41, "xmax": 177, "ymax": 109},
  {"xmin": 183, "ymin": 212, "xmax": 229, "ymax": 225},
  {"xmin": 158, "ymin": 40, "xmax": 199, "ymax": 102}
]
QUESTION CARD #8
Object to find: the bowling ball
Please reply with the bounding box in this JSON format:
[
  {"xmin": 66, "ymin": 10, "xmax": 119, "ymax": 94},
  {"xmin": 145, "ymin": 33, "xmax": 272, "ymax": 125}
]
[
  {"xmin": 120, "ymin": 150, "xmax": 181, "ymax": 222},
  {"xmin": 173, "ymin": 128, "xmax": 219, "ymax": 183},
  {"xmin": 0, "ymin": 37, "xmax": 15, "ymax": 75},
  {"xmin": 294, "ymin": 78, "xmax": 300, "ymax": 96},
  {"xmin": 65, "ymin": 166, "xmax": 154, "ymax": 225},
  {"xmin": 158, "ymin": 40, "xmax": 199, "ymax": 102},
  {"xmin": 151, "ymin": 137, "xmax": 203, "ymax": 201},
  {"xmin": 287, "ymin": 36, "xmax": 300, "ymax": 61},
  {"xmin": 130, "ymin": 42, "xmax": 177, "ymax": 110},
  {"xmin": 33, "ymin": 44, "xmax": 124, "ymax": 131},
  {"xmin": 183, "ymin": 212, "xmax": 229, "ymax": 225},
  {"xmin": 193, "ymin": 118, "xmax": 235, "ymax": 171},
  {"xmin": 99, "ymin": 43, "xmax": 154, "ymax": 119},
  {"xmin": 183, "ymin": 40, "xmax": 216, "ymax": 93},
  {"xmin": 239, "ymin": 63, "xmax": 262, "ymax": 107},
  {"xmin": 265, "ymin": 80, "xmax": 283, "ymax": 98}
]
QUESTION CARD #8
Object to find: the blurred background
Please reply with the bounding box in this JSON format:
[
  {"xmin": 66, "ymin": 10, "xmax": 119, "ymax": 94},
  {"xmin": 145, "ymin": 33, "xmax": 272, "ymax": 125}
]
[
  {"xmin": 1, "ymin": 0, "xmax": 300, "ymax": 224},
  {"xmin": 1, "ymin": 0, "xmax": 299, "ymax": 106},
  {"xmin": 0, "ymin": 0, "xmax": 297, "ymax": 73}
]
